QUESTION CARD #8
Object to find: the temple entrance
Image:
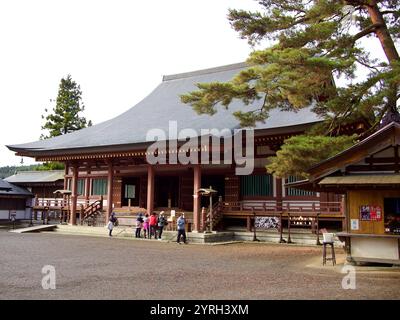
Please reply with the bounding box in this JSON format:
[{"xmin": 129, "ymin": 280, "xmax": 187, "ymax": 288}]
[
  {"xmin": 155, "ymin": 176, "xmax": 180, "ymax": 208},
  {"xmin": 201, "ymin": 175, "xmax": 225, "ymax": 208},
  {"xmin": 121, "ymin": 177, "xmax": 140, "ymax": 206}
]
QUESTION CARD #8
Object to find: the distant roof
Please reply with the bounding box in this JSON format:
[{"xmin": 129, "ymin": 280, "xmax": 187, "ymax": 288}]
[
  {"xmin": 5, "ymin": 170, "xmax": 64, "ymax": 184},
  {"xmin": 0, "ymin": 179, "xmax": 12, "ymax": 191},
  {"xmin": 0, "ymin": 179, "xmax": 33, "ymax": 197},
  {"xmin": 7, "ymin": 62, "xmax": 321, "ymax": 156}
]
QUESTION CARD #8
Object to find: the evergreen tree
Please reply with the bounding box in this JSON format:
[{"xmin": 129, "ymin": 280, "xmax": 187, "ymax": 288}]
[
  {"xmin": 181, "ymin": 0, "xmax": 399, "ymax": 176},
  {"xmin": 267, "ymin": 134, "xmax": 356, "ymax": 178},
  {"xmin": 41, "ymin": 74, "xmax": 92, "ymax": 139}
]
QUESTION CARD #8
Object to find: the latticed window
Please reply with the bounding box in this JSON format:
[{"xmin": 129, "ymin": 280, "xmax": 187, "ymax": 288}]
[
  {"xmin": 66, "ymin": 178, "xmax": 85, "ymax": 195},
  {"xmin": 77, "ymin": 179, "xmax": 85, "ymax": 196},
  {"xmin": 240, "ymin": 174, "xmax": 273, "ymax": 197},
  {"xmin": 91, "ymin": 178, "xmax": 108, "ymax": 195},
  {"xmin": 286, "ymin": 176, "xmax": 315, "ymax": 196}
]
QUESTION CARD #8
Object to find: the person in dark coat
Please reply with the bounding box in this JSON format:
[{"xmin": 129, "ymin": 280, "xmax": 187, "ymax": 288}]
[
  {"xmin": 157, "ymin": 211, "xmax": 167, "ymax": 240},
  {"xmin": 107, "ymin": 212, "xmax": 118, "ymax": 237}
]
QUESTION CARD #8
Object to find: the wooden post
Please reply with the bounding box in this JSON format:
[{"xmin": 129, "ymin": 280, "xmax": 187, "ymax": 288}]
[
  {"xmin": 201, "ymin": 207, "xmax": 207, "ymax": 232},
  {"xmin": 106, "ymin": 160, "xmax": 114, "ymax": 223},
  {"xmin": 70, "ymin": 165, "xmax": 78, "ymax": 225},
  {"xmin": 146, "ymin": 165, "xmax": 154, "ymax": 215},
  {"xmin": 246, "ymin": 216, "xmax": 251, "ymax": 232},
  {"xmin": 85, "ymin": 176, "xmax": 91, "ymax": 207},
  {"xmin": 316, "ymin": 212, "xmax": 321, "ymax": 245},
  {"xmin": 193, "ymin": 165, "xmax": 201, "ymax": 232},
  {"xmin": 287, "ymin": 211, "xmax": 292, "ymax": 244},
  {"xmin": 279, "ymin": 212, "xmax": 285, "ymax": 243},
  {"xmin": 341, "ymin": 194, "xmax": 347, "ymax": 232},
  {"xmin": 63, "ymin": 164, "xmax": 69, "ymax": 190}
]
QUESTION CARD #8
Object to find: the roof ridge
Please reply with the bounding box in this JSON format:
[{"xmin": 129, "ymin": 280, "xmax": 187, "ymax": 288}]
[
  {"xmin": 162, "ymin": 62, "xmax": 247, "ymax": 82},
  {"xmin": 14, "ymin": 170, "xmax": 65, "ymax": 174}
]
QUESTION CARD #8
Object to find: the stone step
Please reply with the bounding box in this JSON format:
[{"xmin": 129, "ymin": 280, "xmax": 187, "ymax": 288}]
[{"xmin": 10, "ymin": 224, "xmax": 58, "ymax": 233}]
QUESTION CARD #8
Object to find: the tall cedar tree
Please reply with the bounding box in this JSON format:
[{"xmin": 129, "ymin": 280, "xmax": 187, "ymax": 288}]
[
  {"xmin": 39, "ymin": 75, "xmax": 92, "ymax": 170},
  {"xmin": 41, "ymin": 74, "xmax": 92, "ymax": 139},
  {"xmin": 181, "ymin": 0, "xmax": 399, "ymax": 177}
]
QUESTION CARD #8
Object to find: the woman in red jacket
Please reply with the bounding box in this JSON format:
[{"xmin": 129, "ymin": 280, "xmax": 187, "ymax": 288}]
[{"xmin": 149, "ymin": 212, "xmax": 158, "ymax": 239}]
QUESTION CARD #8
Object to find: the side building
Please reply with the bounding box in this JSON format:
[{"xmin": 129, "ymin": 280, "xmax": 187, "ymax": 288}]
[
  {"xmin": 0, "ymin": 179, "xmax": 33, "ymax": 221},
  {"xmin": 290, "ymin": 122, "xmax": 400, "ymax": 264},
  {"xmin": 5, "ymin": 170, "xmax": 64, "ymax": 199}
]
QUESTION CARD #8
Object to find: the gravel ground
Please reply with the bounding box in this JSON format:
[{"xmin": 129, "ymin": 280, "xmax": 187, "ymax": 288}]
[{"xmin": 0, "ymin": 230, "xmax": 399, "ymax": 300}]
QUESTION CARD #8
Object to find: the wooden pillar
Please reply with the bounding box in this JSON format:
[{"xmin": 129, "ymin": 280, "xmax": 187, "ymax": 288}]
[
  {"xmin": 70, "ymin": 165, "xmax": 78, "ymax": 225},
  {"xmin": 193, "ymin": 164, "xmax": 201, "ymax": 232},
  {"xmin": 275, "ymin": 176, "xmax": 283, "ymax": 210},
  {"xmin": 146, "ymin": 165, "xmax": 154, "ymax": 214},
  {"xmin": 85, "ymin": 177, "xmax": 91, "ymax": 205},
  {"xmin": 106, "ymin": 160, "xmax": 114, "ymax": 222},
  {"xmin": 341, "ymin": 194, "xmax": 347, "ymax": 232},
  {"xmin": 63, "ymin": 164, "xmax": 69, "ymax": 190}
]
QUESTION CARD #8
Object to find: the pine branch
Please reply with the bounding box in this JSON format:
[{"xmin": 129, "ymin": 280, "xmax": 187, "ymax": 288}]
[{"xmin": 352, "ymin": 22, "xmax": 383, "ymax": 42}]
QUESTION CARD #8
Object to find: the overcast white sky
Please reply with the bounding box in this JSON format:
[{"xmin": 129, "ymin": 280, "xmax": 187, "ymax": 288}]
[
  {"xmin": 0, "ymin": 0, "xmax": 261, "ymax": 167},
  {"xmin": 0, "ymin": 1, "xmax": 392, "ymax": 167}
]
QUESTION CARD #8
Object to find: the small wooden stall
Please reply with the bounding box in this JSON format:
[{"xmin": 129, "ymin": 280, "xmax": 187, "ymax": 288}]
[{"xmin": 298, "ymin": 122, "xmax": 400, "ymax": 265}]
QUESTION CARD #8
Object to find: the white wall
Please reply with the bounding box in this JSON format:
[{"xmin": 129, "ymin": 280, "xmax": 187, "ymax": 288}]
[
  {"xmin": 351, "ymin": 237, "xmax": 399, "ymax": 261},
  {"xmin": 0, "ymin": 209, "xmax": 31, "ymax": 220}
]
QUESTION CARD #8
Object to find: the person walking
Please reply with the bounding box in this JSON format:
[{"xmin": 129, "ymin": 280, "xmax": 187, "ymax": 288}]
[
  {"xmin": 157, "ymin": 211, "xmax": 167, "ymax": 240},
  {"xmin": 176, "ymin": 213, "xmax": 187, "ymax": 244},
  {"xmin": 149, "ymin": 212, "xmax": 158, "ymax": 239},
  {"xmin": 107, "ymin": 212, "xmax": 118, "ymax": 237}
]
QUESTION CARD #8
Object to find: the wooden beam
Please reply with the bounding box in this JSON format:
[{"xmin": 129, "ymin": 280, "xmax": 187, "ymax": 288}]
[
  {"xmin": 346, "ymin": 164, "xmax": 399, "ymax": 172},
  {"xmin": 365, "ymin": 156, "xmax": 396, "ymax": 164}
]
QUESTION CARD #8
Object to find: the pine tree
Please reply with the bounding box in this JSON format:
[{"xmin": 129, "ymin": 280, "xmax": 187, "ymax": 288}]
[
  {"xmin": 41, "ymin": 74, "xmax": 92, "ymax": 139},
  {"xmin": 181, "ymin": 0, "xmax": 399, "ymax": 177},
  {"xmin": 266, "ymin": 134, "xmax": 356, "ymax": 178}
]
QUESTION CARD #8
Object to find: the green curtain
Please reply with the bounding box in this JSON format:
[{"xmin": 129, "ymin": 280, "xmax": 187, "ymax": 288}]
[{"xmin": 240, "ymin": 175, "xmax": 273, "ymax": 197}]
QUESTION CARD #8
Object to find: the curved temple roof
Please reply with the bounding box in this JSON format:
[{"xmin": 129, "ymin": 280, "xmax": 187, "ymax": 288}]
[{"xmin": 7, "ymin": 62, "xmax": 321, "ymax": 155}]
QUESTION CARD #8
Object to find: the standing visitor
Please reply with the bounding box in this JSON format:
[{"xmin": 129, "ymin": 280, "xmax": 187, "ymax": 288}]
[
  {"xmin": 107, "ymin": 212, "xmax": 118, "ymax": 237},
  {"xmin": 135, "ymin": 213, "xmax": 143, "ymax": 238},
  {"xmin": 176, "ymin": 213, "xmax": 187, "ymax": 244},
  {"xmin": 157, "ymin": 211, "xmax": 167, "ymax": 240},
  {"xmin": 149, "ymin": 212, "xmax": 158, "ymax": 239},
  {"xmin": 143, "ymin": 213, "xmax": 150, "ymax": 239}
]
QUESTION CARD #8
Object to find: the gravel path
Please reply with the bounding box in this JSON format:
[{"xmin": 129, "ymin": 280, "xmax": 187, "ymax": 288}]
[{"xmin": 0, "ymin": 231, "xmax": 399, "ymax": 300}]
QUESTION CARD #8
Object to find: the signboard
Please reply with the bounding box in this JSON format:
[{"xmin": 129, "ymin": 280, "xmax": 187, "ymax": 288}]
[
  {"xmin": 359, "ymin": 205, "xmax": 382, "ymax": 221},
  {"xmin": 255, "ymin": 217, "xmax": 280, "ymax": 229},
  {"xmin": 350, "ymin": 219, "xmax": 359, "ymax": 231}
]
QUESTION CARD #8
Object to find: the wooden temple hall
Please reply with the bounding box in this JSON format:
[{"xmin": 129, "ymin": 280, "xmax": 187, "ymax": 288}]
[{"xmin": 7, "ymin": 63, "xmax": 362, "ymax": 232}]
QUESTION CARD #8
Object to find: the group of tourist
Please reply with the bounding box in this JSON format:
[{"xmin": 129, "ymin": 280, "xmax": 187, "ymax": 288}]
[
  {"xmin": 107, "ymin": 211, "xmax": 187, "ymax": 244},
  {"xmin": 135, "ymin": 211, "xmax": 168, "ymax": 240}
]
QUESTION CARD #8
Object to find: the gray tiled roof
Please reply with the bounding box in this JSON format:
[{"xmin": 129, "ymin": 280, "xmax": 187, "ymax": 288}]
[
  {"xmin": 0, "ymin": 179, "xmax": 33, "ymax": 196},
  {"xmin": 7, "ymin": 62, "xmax": 321, "ymax": 154},
  {"xmin": 5, "ymin": 170, "xmax": 64, "ymax": 184},
  {"xmin": 0, "ymin": 179, "xmax": 12, "ymax": 191}
]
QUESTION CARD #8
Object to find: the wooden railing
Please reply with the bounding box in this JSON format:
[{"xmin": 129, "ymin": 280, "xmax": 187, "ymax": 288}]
[
  {"xmin": 33, "ymin": 196, "xmax": 104, "ymax": 226},
  {"xmin": 222, "ymin": 201, "xmax": 343, "ymax": 216},
  {"xmin": 221, "ymin": 200, "xmax": 345, "ymax": 245},
  {"xmin": 204, "ymin": 200, "xmax": 224, "ymax": 231},
  {"xmin": 81, "ymin": 199, "xmax": 103, "ymax": 225}
]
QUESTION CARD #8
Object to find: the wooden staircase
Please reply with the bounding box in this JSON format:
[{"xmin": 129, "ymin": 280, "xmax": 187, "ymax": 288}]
[
  {"xmin": 81, "ymin": 199, "xmax": 104, "ymax": 227},
  {"xmin": 204, "ymin": 200, "xmax": 224, "ymax": 231}
]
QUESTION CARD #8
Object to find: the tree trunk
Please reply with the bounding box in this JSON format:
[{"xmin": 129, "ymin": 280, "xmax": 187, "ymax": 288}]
[
  {"xmin": 366, "ymin": 2, "xmax": 399, "ymax": 63},
  {"xmin": 366, "ymin": 1, "xmax": 399, "ymax": 116}
]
